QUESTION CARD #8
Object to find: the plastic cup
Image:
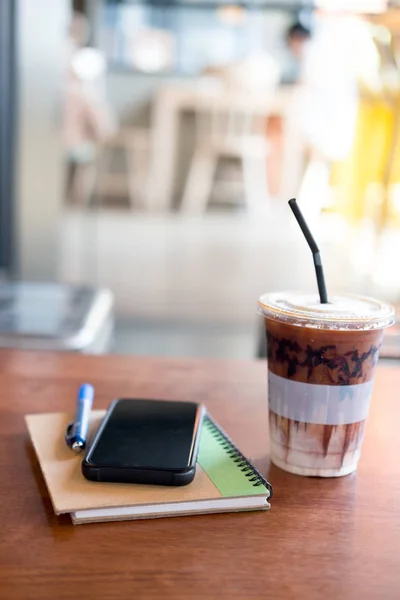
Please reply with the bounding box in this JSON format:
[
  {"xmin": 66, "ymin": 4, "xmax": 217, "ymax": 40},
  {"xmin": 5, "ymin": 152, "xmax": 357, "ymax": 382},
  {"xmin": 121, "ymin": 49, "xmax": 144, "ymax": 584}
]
[{"xmin": 258, "ymin": 293, "xmax": 395, "ymax": 477}]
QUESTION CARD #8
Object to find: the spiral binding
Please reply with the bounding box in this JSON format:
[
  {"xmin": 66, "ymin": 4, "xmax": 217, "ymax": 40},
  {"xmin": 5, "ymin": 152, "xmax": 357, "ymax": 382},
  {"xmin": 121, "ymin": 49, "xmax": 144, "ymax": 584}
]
[{"xmin": 204, "ymin": 416, "xmax": 273, "ymax": 499}]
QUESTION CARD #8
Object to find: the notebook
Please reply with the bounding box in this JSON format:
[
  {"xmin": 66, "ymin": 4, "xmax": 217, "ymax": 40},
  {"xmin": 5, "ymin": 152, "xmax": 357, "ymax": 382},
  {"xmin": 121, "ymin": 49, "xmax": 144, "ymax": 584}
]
[{"xmin": 25, "ymin": 411, "xmax": 272, "ymax": 525}]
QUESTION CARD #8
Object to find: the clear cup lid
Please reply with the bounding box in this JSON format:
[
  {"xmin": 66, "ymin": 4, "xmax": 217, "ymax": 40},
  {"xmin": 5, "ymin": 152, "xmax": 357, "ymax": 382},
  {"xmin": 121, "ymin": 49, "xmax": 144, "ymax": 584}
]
[{"xmin": 258, "ymin": 292, "xmax": 395, "ymax": 331}]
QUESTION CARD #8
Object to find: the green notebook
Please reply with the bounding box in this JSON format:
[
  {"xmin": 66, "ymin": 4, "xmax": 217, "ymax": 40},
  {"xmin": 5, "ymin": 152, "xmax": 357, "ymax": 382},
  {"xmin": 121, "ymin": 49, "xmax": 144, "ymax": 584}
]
[
  {"xmin": 26, "ymin": 411, "xmax": 272, "ymax": 525},
  {"xmin": 198, "ymin": 416, "xmax": 272, "ymax": 499}
]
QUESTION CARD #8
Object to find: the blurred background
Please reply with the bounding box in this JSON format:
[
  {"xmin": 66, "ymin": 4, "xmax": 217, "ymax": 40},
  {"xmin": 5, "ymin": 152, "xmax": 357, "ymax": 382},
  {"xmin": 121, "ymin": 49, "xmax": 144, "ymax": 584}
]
[{"xmin": 1, "ymin": 0, "xmax": 400, "ymax": 359}]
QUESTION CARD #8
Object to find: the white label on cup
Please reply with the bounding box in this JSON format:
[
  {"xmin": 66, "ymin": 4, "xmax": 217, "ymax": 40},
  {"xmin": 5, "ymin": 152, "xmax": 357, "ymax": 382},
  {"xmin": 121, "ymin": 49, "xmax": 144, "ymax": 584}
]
[{"xmin": 268, "ymin": 371, "xmax": 373, "ymax": 425}]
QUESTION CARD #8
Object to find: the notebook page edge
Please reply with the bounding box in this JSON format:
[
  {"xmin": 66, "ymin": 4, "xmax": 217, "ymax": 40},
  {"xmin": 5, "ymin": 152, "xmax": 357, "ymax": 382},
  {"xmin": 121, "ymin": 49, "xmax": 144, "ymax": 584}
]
[{"xmin": 72, "ymin": 495, "xmax": 270, "ymax": 524}]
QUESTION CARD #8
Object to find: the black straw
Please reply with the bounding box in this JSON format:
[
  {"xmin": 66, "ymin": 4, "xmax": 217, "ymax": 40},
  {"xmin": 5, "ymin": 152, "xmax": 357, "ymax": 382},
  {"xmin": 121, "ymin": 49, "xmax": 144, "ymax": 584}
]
[{"xmin": 288, "ymin": 198, "xmax": 328, "ymax": 304}]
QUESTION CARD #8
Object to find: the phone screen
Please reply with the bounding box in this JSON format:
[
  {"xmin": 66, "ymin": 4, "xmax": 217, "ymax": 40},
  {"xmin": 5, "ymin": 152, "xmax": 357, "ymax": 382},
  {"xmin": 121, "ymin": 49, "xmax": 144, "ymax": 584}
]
[{"xmin": 88, "ymin": 399, "xmax": 201, "ymax": 470}]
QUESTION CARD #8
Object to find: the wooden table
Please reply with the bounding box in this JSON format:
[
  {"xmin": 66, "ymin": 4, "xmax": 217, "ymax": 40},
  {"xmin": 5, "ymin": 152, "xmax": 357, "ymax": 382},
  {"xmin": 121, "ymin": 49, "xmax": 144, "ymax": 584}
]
[
  {"xmin": 1, "ymin": 350, "xmax": 399, "ymax": 599},
  {"xmin": 148, "ymin": 82, "xmax": 301, "ymax": 211}
]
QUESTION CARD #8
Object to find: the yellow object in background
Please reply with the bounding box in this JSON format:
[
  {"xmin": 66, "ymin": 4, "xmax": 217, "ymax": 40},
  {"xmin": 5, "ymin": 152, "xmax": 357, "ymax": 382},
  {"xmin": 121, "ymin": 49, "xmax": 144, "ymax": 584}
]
[{"xmin": 331, "ymin": 97, "xmax": 400, "ymax": 226}]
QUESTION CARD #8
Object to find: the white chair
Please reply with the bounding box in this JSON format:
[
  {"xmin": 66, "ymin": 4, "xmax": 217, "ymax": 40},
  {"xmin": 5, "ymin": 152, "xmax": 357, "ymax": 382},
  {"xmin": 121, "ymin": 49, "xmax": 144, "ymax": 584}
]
[
  {"xmin": 94, "ymin": 127, "xmax": 152, "ymax": 209},
  {"xmin": 181, "ymin": 90, "xmax": 271, "ymax": 214},
  {"xmin": 181, "ymin": 56, "xmax": 279, "ymax": 214}
]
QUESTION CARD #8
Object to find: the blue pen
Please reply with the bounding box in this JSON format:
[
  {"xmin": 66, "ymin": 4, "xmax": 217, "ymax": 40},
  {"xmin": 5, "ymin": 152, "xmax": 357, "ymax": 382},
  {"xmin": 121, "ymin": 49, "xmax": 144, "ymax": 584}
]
[{"xmin": 65, "ymin": 384, "xmax": 94, "ymax": 453}]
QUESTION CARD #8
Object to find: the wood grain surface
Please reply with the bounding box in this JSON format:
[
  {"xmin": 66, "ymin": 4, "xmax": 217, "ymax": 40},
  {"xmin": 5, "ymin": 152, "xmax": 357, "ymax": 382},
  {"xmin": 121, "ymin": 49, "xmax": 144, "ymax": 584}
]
[{"xmin": 0, "ymin": 350, "xmax": 399, "ymax": 600}]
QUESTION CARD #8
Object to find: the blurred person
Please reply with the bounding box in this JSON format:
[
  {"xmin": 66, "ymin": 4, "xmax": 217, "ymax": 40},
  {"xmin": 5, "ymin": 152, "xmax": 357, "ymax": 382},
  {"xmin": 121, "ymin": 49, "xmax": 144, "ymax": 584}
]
[
  {"xmin": 287, "ymin": 21, "xmax": 312, "ymax": 59},
  {"xmin": 68, "ymin": 10, "xmax": 90, "ymax": 51},
  {"xmin": 282, "ymin": 11, "xmax": 379, "ymax": 213},
  {"xmin": 298, "ymin": 13, "xmax": 365, "ymax": 161},
  {"xmin": 261, "ymin": 21, "xmax": 313, "ymax": 198},
  {"xmin": 64, "ymin": 67, "xmax": 116, "ymax": 164},
  {"xmin": 285, "ymin": 21, "xmax": 312, "ymax": 84},
  {"xmin": 64, "ymin": 12, "xmax": 117, "ymax": 203}
]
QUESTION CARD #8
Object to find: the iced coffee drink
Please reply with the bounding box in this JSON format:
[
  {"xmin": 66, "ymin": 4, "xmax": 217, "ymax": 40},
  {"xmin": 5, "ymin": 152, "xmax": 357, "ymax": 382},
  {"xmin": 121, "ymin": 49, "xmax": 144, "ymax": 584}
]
[{"xmin": 259, "ymin": 293, "xmax": 394, "ymax": 477}]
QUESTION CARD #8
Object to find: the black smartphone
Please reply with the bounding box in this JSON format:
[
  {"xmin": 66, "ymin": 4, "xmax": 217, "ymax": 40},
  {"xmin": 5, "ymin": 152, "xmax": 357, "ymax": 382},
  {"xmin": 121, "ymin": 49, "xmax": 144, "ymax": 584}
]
[{"xmin": 82, "ymin": 398, "xmax": 205, "ymax": 486}]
